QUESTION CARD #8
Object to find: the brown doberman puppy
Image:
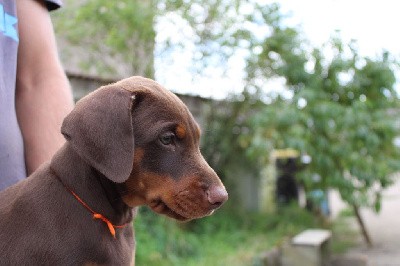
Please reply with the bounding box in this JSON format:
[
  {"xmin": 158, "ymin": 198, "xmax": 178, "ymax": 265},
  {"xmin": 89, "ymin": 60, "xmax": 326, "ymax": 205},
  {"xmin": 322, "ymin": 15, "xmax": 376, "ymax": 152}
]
[{"xmin": 0, "ymin": 76, "xmax": 228, "ymax": 265}]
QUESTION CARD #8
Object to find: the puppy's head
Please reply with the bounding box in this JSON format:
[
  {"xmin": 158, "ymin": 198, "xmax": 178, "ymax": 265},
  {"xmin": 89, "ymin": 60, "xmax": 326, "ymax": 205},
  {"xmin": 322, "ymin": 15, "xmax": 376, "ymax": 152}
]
[{"xmin": 62, "ymin": 76, "xmax": 228, "ymax": 221}]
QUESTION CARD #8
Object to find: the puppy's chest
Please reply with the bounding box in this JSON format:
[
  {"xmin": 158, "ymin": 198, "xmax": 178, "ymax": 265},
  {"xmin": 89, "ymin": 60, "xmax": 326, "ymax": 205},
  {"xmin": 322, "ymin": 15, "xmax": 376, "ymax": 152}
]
[{"xmin": 68, "ymin": 227, "xmax": 135, "ymax": 266}]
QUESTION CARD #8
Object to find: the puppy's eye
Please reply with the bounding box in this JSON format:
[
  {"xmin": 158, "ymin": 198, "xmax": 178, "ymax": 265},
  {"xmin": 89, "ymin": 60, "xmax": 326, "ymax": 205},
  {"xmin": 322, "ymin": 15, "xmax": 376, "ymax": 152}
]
[{"xmin": 159, "ymin": 132, "xmax": 176, "ymax": 145}]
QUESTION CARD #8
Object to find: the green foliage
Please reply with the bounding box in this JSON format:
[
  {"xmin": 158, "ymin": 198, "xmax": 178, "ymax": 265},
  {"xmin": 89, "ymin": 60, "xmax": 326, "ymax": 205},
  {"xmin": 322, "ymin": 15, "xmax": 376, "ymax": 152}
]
[
  {"xmin": 244, "ymin": 19, "xmax": 400, "ymax": 209},
  {"xmin": 135, "ymin": 208, "xmax": 201, "ymax": 264},
  {"xmin": 157, "ymin": 0, "xmax": 262, "ymax": 73},
  {"xmin": 53, "ymin": 0, "xmax": 155, "ymax": 77},
  {"xmin": 187, "ymin": 2, "xmax": 400, "ymax": 212},
  {"xmin": 134, "ymin": 205, "xmax": 320, "ymax": 265},
  {"xmin": 201, "ymin": 96, "xmax": 266, "ymax": 177}
]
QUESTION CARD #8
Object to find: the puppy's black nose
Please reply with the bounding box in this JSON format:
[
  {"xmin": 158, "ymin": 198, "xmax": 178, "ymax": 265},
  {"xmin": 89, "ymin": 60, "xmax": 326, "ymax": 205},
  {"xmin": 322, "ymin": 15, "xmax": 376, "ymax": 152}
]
[{"xmin": 206, "ymin": 186, "xmax": 228, "ymax": 209}]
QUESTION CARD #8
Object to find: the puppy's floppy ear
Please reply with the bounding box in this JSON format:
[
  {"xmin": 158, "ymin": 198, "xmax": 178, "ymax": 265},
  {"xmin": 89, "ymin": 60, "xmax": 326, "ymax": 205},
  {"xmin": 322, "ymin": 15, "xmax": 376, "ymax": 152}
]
[{"xmin": 61, "ymin": 84, "xmax": 136, "ymax": 183}]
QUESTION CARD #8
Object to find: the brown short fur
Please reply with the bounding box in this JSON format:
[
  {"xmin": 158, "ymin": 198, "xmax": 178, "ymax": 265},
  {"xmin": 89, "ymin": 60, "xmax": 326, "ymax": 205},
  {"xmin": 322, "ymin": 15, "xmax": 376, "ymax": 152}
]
[{"xmin": 0, "ymin": 76, "xmax": 228, "ymax": 265}]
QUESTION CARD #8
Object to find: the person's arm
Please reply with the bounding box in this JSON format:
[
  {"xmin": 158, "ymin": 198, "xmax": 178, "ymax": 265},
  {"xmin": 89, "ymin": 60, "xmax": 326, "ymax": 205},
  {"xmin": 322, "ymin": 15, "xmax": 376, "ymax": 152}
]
[{"xmin": 16, "ymin": 0, "xmax": 74, "ymax": 175}]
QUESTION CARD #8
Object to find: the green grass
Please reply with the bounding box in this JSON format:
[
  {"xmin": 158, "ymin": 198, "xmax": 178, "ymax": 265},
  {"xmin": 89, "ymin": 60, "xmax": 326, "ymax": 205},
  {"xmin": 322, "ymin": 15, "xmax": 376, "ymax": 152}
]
[
  {"xmin": 134, "ymin": 204, "xmax": 324, "ymax": 266},
  {"xmin": 330, "ymin": 209, "xmax": 360, "ymax": 254}
]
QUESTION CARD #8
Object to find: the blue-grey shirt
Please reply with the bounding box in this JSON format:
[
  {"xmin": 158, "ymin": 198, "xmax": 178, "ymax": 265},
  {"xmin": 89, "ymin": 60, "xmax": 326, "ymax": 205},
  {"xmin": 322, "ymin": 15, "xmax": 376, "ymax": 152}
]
[{"xmin": 0, "ymin": 0, "xmax": 62, "ymax": 191}]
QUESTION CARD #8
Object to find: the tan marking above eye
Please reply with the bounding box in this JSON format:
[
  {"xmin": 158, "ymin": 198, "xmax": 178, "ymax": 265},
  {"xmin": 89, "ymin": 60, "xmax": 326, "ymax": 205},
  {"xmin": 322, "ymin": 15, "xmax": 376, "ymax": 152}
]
[{"xmin": 175, "ymin": 125, "xmax": 187, "ymax": 139}]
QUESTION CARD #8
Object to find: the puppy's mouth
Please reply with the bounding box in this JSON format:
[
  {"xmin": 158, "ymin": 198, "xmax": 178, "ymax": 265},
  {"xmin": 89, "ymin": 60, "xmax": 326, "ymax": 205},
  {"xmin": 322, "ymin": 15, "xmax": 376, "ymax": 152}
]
[{"xmin": 149, "ymin": 199, "xmax": 190, "ymax": 222}]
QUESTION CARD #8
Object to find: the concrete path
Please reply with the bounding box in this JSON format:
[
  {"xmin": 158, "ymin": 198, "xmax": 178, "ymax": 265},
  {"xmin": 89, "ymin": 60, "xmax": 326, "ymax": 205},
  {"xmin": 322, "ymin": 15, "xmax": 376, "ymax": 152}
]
[{"xmin": 331, "ymin": 176, "xmax": 400, "ymax": 266}]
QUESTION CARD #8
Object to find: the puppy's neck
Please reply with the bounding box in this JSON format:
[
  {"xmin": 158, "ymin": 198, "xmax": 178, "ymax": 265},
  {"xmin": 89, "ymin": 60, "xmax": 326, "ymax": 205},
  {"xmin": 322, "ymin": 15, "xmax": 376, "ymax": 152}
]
[{"xmin": 50, "ymin": 143, "xmax": 135, "ymax": 225}]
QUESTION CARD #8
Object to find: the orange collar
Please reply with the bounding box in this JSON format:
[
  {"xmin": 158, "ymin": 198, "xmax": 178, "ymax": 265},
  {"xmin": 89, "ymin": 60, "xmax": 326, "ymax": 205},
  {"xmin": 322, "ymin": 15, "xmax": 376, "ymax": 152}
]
[
  {"xmin": 68, "ymin": 189, "xmax": 128, "ymax": 238},
  {"xmin": 53, "ymin": 173, "xmax": 128, "ymax": 238}
]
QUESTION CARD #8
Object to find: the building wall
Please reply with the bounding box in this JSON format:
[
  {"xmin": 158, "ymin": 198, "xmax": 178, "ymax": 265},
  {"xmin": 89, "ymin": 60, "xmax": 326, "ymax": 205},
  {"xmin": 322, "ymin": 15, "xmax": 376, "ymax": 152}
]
[{"xmin": 67, "ymin": 73, "xmax": 211, "ymax": 128}]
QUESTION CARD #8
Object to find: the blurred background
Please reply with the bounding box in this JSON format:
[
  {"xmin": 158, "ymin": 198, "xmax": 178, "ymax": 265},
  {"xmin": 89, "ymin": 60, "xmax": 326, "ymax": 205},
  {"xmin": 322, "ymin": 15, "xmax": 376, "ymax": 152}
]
[{"xmin": 52, "ymin": 1, "xmax": 400, "ymax": 265}]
